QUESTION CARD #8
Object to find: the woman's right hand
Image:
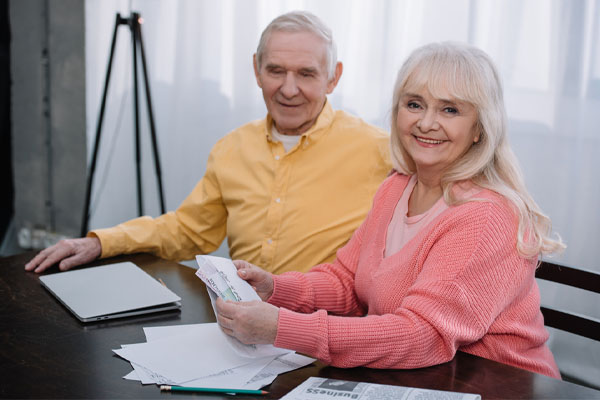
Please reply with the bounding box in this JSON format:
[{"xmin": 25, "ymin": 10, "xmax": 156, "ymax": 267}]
[{"xmin": 233, "ymin": 260, "xmax": 274, "ymax": 301}]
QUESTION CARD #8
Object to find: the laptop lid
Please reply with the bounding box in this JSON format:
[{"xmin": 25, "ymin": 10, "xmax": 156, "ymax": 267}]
[{"xmin": 40, "ymin": 262, "xmax": 181, "ymax": 322}]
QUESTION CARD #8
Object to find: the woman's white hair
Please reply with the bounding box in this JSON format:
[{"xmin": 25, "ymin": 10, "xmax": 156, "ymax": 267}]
[
  {"xmin": 390, "ymin": 42, "xmax": 564, "ymax": 258},
  {"xmin": 256, "ymin": 10, "xmax": 337, "ymax": 79}
]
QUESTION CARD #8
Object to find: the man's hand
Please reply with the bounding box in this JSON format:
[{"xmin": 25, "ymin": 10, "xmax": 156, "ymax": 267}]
[
  {"xmin": 24, "ymin": 237, "xmax": 102, "ymax": 274},
  {"xmin": 215, "ymin": 297, "xmax": 279, "ymax": 345},
  {"xmin": 232, "ymin": 260, "xmax": 274, "ymax": 301}
]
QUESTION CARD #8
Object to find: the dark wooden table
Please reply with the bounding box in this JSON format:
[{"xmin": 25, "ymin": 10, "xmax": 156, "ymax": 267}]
[{"xmin": 2, "ymin": 252, "xmax": 599, "ymax": 399}]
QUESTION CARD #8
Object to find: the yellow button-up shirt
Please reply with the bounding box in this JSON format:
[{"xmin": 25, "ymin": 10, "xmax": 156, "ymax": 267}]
[{"xmin": 91, "ymin": 102, "xmax": 391, "ymax": 274}]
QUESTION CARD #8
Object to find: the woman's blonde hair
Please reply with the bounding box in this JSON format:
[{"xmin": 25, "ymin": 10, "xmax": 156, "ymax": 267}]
[{"xmin": 390, "ymin": 42, "xmax": 564, "ymax": 258}]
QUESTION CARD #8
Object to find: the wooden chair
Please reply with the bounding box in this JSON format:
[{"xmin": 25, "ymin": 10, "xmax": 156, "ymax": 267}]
[{"xmin": 535, "ymin": 261, "xmax": 600, "ymax": 342}]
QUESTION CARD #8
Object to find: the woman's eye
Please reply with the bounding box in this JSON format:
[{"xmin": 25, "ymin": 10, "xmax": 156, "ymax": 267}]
[
  {"xmin": 443, "ymin": 107, "xmax": 458, "ymax": 114},
  {"xmin": 407, "ymin": 102, "xmax": 420, "ymax": 109}
]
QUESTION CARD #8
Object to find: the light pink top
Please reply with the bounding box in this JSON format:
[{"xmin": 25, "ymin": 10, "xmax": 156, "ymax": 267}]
[
  {"xmin": 385, "ymin": 175, "xmax": 482, "ymax": 257},
  {"xmin": 385, "ymin": 175, "xmax": 444, "ymax": 257}
]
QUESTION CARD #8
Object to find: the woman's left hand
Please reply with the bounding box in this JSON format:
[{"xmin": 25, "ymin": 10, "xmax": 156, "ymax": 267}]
[{"xmin": 215, "ymin": 297, "xmax": 279, "ymax": 345}]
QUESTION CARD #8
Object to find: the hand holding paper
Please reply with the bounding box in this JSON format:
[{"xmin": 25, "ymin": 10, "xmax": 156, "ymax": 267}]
[
  {"xmin": 216, "ymin": 298, "xmax": 279, "ymax": 344},
  {"xmin": 195, "ymin": 255, "xmax": 287, "ymax": 357},
  {"xmin": 195, "ymin": 256, "xmax": 260, "ymax": 302},
  {"xmin": 232, "ymin": 260, "xmax": 274, "ymax": 301},
  {"xmin": 195, "ymin": 256, "xmax": 278, "ymax": 344}
]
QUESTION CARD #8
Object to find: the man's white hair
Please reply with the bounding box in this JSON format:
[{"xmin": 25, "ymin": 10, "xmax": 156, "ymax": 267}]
[{"xmin": 256, "ymin": 10, "xmax": 337, "ymax": 79}]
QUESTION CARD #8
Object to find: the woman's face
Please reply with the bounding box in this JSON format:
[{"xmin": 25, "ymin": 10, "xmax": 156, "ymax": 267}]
[{"xmin": 396, "ymin": 85, "xmax": 480, "ymax": 181}]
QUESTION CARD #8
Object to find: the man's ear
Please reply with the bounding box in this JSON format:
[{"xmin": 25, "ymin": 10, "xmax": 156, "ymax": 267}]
[
  {"xmin": 253, "ymin": 54, "xmax": 262, "ymax": 88},
  {"xmin": 326, "ymin": 62, "xmax": 343, "ymax": 94}
]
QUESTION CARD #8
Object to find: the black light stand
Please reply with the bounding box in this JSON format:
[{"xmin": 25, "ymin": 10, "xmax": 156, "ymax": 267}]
[{"xmin": 81, "ymin": 12, "xmax": 165, "ymax": 236}]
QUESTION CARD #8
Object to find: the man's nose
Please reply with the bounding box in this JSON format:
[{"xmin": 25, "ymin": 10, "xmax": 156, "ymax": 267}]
[
  {"xmin": 418, "ymin": 109, "xmax": 440, "ymax": 131},
  {"xmin": 280, "ymin": 72, "xmax": 300, "ymax": 98}
]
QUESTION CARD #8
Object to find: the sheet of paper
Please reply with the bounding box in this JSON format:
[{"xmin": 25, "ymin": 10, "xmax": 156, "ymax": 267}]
[
  {"xmin": 123, "ymin": 370, "xmax": 139, "ymax": 381},
  {"xmin": 179, "ymin": 355, "xmax": 275, "ymax": 389},
  {"xmin": 122, "ymin": 340, "xmax": 242, "ymax": 387},
  {"xmin": 119, "ymin": 324, "xmax": 315, "ymax": 389},
  {"xmin": 142, "ymin": 323, "xmax": 304, "ymax": 388},
  {"xmin": 114, "ymin": 323, "xmax": 254, "ymax": 383},
  {"xmin": 120, "ymin": 344, "xmax": 162, "ymax": 384},
  {"xmin": 243, "ymin": 352, "xmax": 316, "ymax": 390},
  {"xmin": 143, "ymin": 323, "xmax": 210, "ymax": 342},
  {"xmin": 131, "ymin": 361, "xmax": 173, "ymax": 384},
  {"xmin": 195, "ymin": 255, "xmax": 260, "ymax": 301}
]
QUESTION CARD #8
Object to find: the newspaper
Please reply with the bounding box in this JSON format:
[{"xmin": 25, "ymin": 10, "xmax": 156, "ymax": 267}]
[{"xmin": 281, "ymin": 377, "xmax": 481, "ymax": 400}]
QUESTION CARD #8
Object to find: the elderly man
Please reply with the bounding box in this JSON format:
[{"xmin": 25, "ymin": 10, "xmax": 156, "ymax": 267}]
[{"xmin": 26, "ymin": 11, "xmax": 391, "ymax": 275}]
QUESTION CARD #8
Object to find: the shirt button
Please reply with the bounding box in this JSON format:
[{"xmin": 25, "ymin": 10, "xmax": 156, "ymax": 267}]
[
  {"xmin": 274, "ymin": 155, "xmax": 280, "ymax": 160},
  {"xmin": 275, "ymin": 198, "xmax": 281, "ymax": 203},
  {"xmin": 267, "ymin": 239, "xmax": 273, "ymax": 244}
]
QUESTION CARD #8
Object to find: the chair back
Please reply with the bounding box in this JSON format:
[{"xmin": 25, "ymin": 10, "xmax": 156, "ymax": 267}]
[{"xmin": 535, "ymin": 261, "xmax": 600, "ymax": 342}]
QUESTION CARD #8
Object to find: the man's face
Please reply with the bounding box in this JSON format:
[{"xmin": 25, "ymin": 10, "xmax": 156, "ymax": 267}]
[{"xmin": 254, "ymin": 30, "xmax": 341, "ymax": 135}]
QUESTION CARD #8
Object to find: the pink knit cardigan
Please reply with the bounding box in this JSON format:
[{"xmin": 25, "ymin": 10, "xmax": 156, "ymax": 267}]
[{"xmin": 269, "ymin": 173, "xmax": 560, "ymax": 379}]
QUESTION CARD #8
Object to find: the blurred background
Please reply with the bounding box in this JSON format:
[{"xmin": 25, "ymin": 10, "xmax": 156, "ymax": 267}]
[{"xmin": 2, "ymin": 0, "xmax": 599, "ymax": 389}]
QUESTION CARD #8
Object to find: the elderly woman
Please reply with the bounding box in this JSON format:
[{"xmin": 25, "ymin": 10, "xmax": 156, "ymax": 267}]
[{"xmin": 215, "ymin": 42, "xmax": 564, "ymax": 379}]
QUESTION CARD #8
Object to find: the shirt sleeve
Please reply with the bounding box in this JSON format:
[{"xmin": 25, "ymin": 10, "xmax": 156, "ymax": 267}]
[
  {"xmin": 268, "ymin": 177, "xmax": 399, "ymax": 315},
  {"xmin": 272, "ymin": 200, "xmax": 535, "ymax": 369},
  {"xmin": 90, "ymin": 143, "xmax": 228, "ymax": 261}
]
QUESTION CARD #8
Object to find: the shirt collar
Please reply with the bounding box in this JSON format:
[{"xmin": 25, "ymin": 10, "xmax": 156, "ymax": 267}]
[{"xmin": 265, "ymin": 100, "xmax": 334, "ymax": 144}]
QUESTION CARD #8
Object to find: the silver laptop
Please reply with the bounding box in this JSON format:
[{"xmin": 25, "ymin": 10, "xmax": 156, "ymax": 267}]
[{"xmin": 40, "ymin": 261, "xmax": 181, "ymax": 322}]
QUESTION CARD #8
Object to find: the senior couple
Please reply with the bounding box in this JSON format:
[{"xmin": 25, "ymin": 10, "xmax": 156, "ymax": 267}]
[{"xmin": 26, "ymin": 11, "xmax": 564, "ymax": 379}]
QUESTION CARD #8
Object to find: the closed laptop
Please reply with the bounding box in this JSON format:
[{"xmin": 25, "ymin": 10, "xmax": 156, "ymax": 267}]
[{"xmin": 40, "ymin": 262, "xmax": 181, "ymax": 322}]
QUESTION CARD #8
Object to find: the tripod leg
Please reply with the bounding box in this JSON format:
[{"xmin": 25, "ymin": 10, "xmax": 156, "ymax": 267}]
[
  {"xmin": 136, "ymin": 17, "xmax": 166, "ymax": 214},
  {"xmin": 80, "ymin": 14, "xmax": 123, "ymax": 237},
  {"xmin": 131, "ymin": 14, "xmax": 144, "ymax": 217}
]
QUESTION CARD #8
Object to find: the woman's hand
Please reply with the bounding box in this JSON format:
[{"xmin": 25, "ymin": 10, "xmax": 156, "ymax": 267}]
[
  {"xmin": 215, "ymin": 298, "xmax": 279, "ymax": 345},
  {"xmin": 233, "ymin": 260, "xmax": 274, "ymax": 301}
]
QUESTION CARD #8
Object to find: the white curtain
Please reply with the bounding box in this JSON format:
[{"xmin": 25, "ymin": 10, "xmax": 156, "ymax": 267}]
[{"xmin": 85, "ymin": 0, "xmax": 600, "ymax": 386}]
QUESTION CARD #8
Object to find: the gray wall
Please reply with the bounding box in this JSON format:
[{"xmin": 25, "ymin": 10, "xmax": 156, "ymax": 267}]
[{"xmin": 10, "ymin": 0, "xmax": 86, "ymax": 245}]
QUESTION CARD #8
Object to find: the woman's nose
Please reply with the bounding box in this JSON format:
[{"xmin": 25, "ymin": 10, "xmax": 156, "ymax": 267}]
[{"xmin": 417, "ymin": 109, "xmax": 440, "ymax": 131}]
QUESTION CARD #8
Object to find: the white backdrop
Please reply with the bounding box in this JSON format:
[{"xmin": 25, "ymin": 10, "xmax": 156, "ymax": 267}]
[{"xmin": 85, "ymin": 0, "xmax": 600, "ymax": 386}]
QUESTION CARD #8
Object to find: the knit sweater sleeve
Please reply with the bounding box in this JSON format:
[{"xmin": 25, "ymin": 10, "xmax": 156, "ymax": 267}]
[
  {"xmin": 273, "ymin": 197, "xmax": 535, "ymax": 369},
  {"xmin": 268, "ymin": 230, "xmax": 365, "ymax": 316}
]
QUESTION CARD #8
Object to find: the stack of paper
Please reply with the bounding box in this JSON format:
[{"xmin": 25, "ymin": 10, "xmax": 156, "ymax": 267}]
[
  {"xmin": 115, "ymin": 323, "xmax": 314, "ymax": 389},
  {"xmin": 114, "ymin": 256, "xmax": 315, "ymax": 389}
]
